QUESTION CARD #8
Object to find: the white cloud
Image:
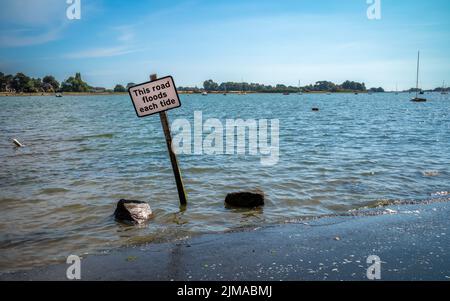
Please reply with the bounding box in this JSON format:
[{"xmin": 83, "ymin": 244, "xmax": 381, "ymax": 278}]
[
  {"xmin": 63, "ymin": 25, "xmax": 140, "ymax": 59},
  {"xmin": 0, "ymin": 25, "xmax": 66, "ymax": 47},
  {"xmin": 114, "ymin": 25, "xmax": 135, "ymax": 42},
  {"xmin": 0, "ymin": 0, "xmax": 66, "ymax": 26},
  {"xmin": 0, "ymin": 0, "xmax": 68, "ymax": 47},
  {"xmin": 64, "ymin": 46, "xmax": 139, "ymax": 59}
]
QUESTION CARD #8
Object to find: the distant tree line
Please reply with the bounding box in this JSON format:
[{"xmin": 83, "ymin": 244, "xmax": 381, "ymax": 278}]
[
  {"xmin": 0, "ymin": 71, "xmax": 135, "ymax": 93},
  {"xmin": 406, "ymin": 87, "xmax": 449, "ymax": 93},
  {"xmin": 178, "ymin": 79, "xmax": 382, "ymax": 93},
  {"xmin": 1, "ymin": 72, "xmax": 61, "ymax": 93},
  {"xmin": 368, "ymin": 87, "xmax": 385, "ymax": 93},
  {"xmin": 2, "ymin": 71, "xmax": 448, "ymax": 94}
]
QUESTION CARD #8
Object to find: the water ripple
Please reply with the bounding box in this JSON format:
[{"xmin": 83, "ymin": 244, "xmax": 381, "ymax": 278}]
[{"xmin": 0, "ymin": 93, "xmax": 449, "ymax": 272}]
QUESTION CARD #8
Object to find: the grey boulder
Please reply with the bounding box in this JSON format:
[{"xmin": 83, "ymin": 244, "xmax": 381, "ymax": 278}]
[{"xmin": 114, "ymin": 199, "xmax": 152, "ymax": 225}]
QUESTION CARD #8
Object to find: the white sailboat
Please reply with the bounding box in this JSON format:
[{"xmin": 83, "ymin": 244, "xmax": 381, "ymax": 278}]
[
  {"xmin": 239, "ymin": 78, "xmax": 246, "ymax": 95},
  {"xmin": 441, "ymin": 81, "xmax": 448, "ymax": 95},
  {"xmin": 411, "ymin": 51, "xmax": 427, "ymax": 102}
]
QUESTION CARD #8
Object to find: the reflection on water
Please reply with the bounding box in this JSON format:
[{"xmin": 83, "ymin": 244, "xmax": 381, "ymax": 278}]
[{"xmin": 0, "ymin": 93, "xmax": 449, "ymax": 272}]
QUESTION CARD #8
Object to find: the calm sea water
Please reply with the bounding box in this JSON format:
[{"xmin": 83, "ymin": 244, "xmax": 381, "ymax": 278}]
[{"xmin": 1, "ymin": 93, "xmax": 449, "ymax": 272}]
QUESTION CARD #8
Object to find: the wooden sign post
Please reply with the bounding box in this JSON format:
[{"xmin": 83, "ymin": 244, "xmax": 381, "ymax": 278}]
[
  {"xmin": 128, "ymin": 74, "xmax": 187, "ymax": 206},
  {"xmin": 152, "ymin": 74, "xmax": 187, "ymax": 206}
]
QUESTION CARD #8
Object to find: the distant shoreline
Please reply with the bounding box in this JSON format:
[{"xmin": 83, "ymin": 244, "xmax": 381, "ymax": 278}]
[
  {"xmin": 0, "ymin": 92, "xmax": 127, "ymax": 97},
  {"xmin": 0, "ymin": 91, "xmax": 389, "ymax": 97}
]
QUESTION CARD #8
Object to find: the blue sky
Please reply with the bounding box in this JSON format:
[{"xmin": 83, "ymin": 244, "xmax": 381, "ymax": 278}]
[{"xmin": 0, "ymin": 0, "xmax": 449, "ymax": 90}]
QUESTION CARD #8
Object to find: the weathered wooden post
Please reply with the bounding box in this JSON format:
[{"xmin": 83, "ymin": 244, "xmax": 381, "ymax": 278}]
[
  {"xmin": 151, "ymin": 73, "xmax": 187, "ymax": 206},
  {"xmin": 128, "ymin": 73, "xmax": 187, "ymax": 207}
]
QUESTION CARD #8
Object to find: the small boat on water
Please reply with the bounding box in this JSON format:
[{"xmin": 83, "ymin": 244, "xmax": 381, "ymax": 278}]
[
  {"xmin": 283, "ymin": 92, "xmax": 290, "ymax": 95},
  {"xmin": 411, "ymin": 51, "xmax": 427, "ymax": 102},
  {"xmin": 55, "ymin": 93, "xmax": 62, "ymax": 97},
  {"xmin": 202, "ymin": 92, "xmax": 208, "ymax": 96}
]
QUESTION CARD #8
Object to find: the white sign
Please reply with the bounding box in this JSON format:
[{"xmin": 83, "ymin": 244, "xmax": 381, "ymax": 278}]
[{"xmin": 128, "ymin": 76, "xmax": 181, "ymax": 117}]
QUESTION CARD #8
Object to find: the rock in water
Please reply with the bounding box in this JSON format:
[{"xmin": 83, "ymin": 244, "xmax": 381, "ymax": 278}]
[
  {"xmin": 225, "ymin": 191, "xmax": 264, "ymax": 208},
  {"xmin": 114, "ymin": 199, "xmax": 152, "ymax": 224}
]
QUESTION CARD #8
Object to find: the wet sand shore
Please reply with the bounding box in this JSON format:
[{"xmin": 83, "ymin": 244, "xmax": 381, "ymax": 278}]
[{"xmin": 2, "ymin": 200, "xmax": 450, "ymax": 281}]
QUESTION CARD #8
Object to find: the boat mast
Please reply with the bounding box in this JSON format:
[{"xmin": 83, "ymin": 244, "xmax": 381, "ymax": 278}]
[{"xmin": 415, "ymin": 51, "xmax": 420, "ymax": 98}]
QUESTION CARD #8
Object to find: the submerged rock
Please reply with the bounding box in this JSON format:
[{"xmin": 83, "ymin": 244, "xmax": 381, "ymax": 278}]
[
  {"xmin": 225, "ymin": 191, "xmax": 264, "ymax": 208},
  {"xmin": 114, "ymin": 199, "xmax": 152, "ymax": 225}
]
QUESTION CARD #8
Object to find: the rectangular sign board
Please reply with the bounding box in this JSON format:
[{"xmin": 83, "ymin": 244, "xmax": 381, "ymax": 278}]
[{"xmin": 128, "ymin": 76, "xmax": 181, "ymax": 118}]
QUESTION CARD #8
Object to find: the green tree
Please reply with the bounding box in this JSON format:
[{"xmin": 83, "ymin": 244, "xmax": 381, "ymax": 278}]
[
  {"xmin": 341, "ymin": 80, "xmax": 366, "ymax": 91},
  {"xmin": 203, "ymin": 79, "xmax": 219, "ymax": 91},
  {"xmin": 114, "ymin": 84, "xmax": 126, "ymax": 92},
  {"xmin": 43, "ymin": 75, "xmax": 60, "ymax": 92},
  {"xmin": 310, "ymin": 81, "xmax": 336, "ymax": 92},
  {"xmin": 11, "ymin": 73, "xmax": 31, "ymax": 92},
  {"xmin": 369, "ymin": 87, "xmax": 385, "ymax": 93},
  {"xmin": 10, "ymin": 73, "xmax": 43, "ymax": 93},
  {"xmin": 0, "ymin": 72, "xmax": 4, "ymax": 91},
  {"xmin": 61, "ymin": 72, "xmax": 90, "ymax": 92},
  {"xmin": 126, "ymin": 82, "xmax": 136, "ymax": 89},
  {"xmin": 30, "ymin": 78, "xmax": 43, "ymax": 92},
  {"xmin": 0, "ymin": 72, "xmax": 13, "ymax": 92}
]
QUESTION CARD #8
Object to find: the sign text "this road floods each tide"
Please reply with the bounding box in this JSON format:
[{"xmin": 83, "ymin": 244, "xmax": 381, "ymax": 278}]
[{"xmin": 128, "ymin": 76, "xmax": 181, "ymax": 117}]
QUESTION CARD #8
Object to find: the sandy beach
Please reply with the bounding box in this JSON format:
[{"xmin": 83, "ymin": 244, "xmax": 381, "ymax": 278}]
[{"xmin": 2, "ymin": 199, "xmax": 449, "ymax": 281}]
